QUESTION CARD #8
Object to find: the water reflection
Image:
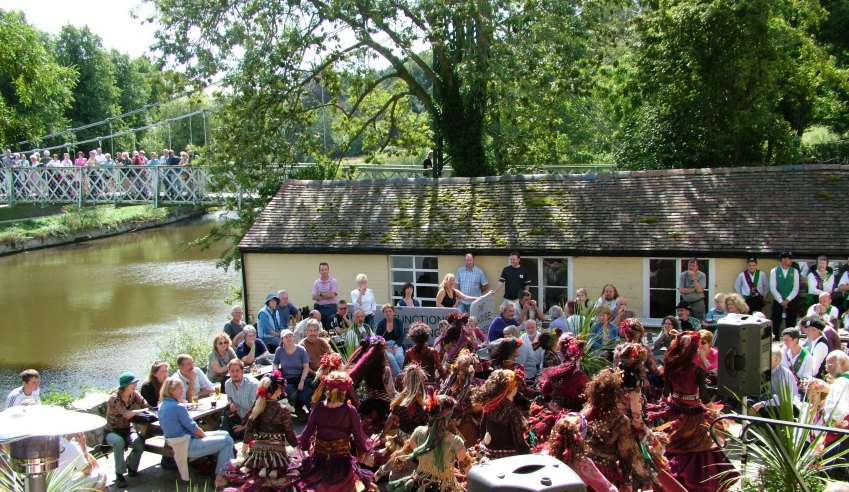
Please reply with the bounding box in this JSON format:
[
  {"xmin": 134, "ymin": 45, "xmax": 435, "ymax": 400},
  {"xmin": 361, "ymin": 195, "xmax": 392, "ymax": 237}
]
[{"xmin": 0, "ymin": 214, "xmax": 238, "ymax": 397}]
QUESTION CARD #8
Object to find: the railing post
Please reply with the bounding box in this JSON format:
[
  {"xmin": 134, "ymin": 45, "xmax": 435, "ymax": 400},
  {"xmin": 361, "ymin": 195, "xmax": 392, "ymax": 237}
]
[
  {"xmin": 6, "ymin": 168, "xmax": 12, "ymax": 206},
  {"xmin": 153, "ymin": 166, "xmax": 159, "ymax": 208},
  {"xmin": 77, "ymin": 167, "xmax": 83, "ymax": 208}
]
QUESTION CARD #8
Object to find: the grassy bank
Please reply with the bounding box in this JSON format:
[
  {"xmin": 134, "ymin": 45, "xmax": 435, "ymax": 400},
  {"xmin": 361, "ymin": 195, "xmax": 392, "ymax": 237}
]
[{"xmin": 0, "ymin": 204, "xmax": 174, "ymax": 245}]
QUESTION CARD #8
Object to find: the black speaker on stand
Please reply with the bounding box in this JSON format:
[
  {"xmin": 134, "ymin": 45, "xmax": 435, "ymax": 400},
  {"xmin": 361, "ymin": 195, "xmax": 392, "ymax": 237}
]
[{"xmin": 715, "ymin": 313, "xmax": 773, "ymax": 399}]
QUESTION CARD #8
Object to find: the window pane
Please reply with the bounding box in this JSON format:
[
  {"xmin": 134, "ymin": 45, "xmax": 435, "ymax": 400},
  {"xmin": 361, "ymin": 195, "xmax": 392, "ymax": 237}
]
[
  {"xmin": 421, "ymin": 299, "xmax": 437, "ymax": 307},
  {"xmin": 416, "ymin": 271, "xmax": 439, "ymax": 285},
  {"xmin": 519, "ymin": 258, "xmax": 540, "ymax": 289},
  {"xmin": 649, "ymin": 290, "xmax": 677, "ymax": 318},
  {"xmin": 392, "ymin": 271, "xmax": 414, "ymax": 284},
  {"xmin": 544, "ymin": 287, "xmax": 568, "ymax": 312},
  {"xmin": 650, "ymin": 259, "xmax": 676, "ymax": 288},
  {"xmin": 417, "ymin": 286, "xmax": 438, "ymax": 299},
  {"xmin": 542, "ymin": 258, "xmax": 568, "ymax": 287},
  {"xmin": 392, "ymin": 284, "xmax": 408, "ymax": 298},
  {"xmin": 416, "ymin": 257, "xmax": 438, "ymax": 270},
  {"xmin": 391, "ymin": 256, "xmax": 412, "ymax": 269}
]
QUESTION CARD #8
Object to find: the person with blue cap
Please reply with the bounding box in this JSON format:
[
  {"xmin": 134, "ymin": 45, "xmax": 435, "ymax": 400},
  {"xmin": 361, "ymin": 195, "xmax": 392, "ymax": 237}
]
[
  {"xmin": 257, "ymin": 293, "xmax": 283, "ymax": 352},
  {"xmin": 104, "ymin": 371, "xmax": 148, "ymax": 488}
]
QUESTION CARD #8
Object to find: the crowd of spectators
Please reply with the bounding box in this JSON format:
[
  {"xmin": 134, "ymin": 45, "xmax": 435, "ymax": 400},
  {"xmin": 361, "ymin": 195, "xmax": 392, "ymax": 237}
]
[{"xmin": 7, "ymin": 251, "xmax": 849, "ymax": 490}]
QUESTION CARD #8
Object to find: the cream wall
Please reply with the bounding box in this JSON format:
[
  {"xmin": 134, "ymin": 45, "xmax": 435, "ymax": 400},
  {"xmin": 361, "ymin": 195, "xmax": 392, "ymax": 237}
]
[
  {"xmin": 242, "ymin": 253, "xmax": 391, "ymax": 321},
  {"xmin": 572, "ymin": 256, "xmax": 645, "ymax": 316},
  {"xmin": 243, "ymin": 252, "xmax": 794, "ymax": 322}
]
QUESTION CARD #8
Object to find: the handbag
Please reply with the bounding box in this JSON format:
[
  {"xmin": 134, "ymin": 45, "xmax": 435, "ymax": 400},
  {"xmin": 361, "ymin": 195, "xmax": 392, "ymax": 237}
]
[{"xmin": 132, "ymin": 410, "xmax": 159, "ymax": 424}]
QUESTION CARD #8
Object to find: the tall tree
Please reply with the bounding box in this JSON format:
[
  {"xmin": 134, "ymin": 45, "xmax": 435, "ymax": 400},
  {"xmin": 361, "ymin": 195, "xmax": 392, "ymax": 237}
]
[
  {"xmin": 612, "ymin": 0, "xmax": 849, "ymax": 168},
  {"xmin": 54, "ymin": 25, "xmax": 121, "ymax": 145},
  {"xmin": 148, "ymin": 0, "xmax": 586, "ymax": 176},
  {"xmin": 0, "ymin": 10, "xmax": 76, "ymax": 147}
]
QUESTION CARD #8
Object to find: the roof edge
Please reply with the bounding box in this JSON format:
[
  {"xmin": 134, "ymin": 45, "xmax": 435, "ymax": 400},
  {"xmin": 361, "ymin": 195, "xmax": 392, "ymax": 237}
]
[{"xmin": 279, "ymin": 163, "xmax": 849, "ymax": 187}]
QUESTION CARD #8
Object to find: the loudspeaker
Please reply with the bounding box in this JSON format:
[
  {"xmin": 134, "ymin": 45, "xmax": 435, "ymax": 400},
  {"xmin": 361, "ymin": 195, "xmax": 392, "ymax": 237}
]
[
  {"xmin": 467, "ymin": 454, "xmax": 586, "ymax": 492},
  {"xmin": 715, "ymin": 313, "xmax": 773, "ymax": 397}
]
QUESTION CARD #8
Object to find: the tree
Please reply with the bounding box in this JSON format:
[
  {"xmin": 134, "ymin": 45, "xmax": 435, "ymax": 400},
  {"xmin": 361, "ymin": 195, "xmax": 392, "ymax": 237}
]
[
  {"xmin": 148, "ymin": 0, "xmax": 590, "ymax": 176},
  {"xmin": 612, "ymin": 0, "xmax": 849, "ymax": 168},
  {"xmin": 54, "ymin": 25, "xmax": 121, "ymax": 146},
  {"xmin": 0, "ymin": 9, "xmax": 76, "ymax": 147}
]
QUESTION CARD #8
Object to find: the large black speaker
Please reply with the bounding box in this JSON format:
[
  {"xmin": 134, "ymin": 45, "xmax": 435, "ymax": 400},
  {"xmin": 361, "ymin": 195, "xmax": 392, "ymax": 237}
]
[
  {"xmin": 715, "ymin": 313, "xmax": 773, "ymax": 397},
  {"xmin": 467, "ymin": 454, "xmax": 586, "ymax": 492}
]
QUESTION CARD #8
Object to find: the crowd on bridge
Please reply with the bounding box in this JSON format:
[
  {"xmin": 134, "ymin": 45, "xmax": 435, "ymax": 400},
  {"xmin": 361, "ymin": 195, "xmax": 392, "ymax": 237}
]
[
  {"xmin": 6, "ymin": 252, "xmax": 849, "ymax": 491},
  {"xmin": 1, "ymin": 146, "xmax": 202, "ymax": 201}
]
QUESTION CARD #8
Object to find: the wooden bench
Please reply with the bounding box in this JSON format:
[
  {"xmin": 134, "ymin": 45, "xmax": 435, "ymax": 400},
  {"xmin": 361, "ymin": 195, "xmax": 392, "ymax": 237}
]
[{"xmin": 144, "ymin": 436, "xmax": 244, "ymax": 458}]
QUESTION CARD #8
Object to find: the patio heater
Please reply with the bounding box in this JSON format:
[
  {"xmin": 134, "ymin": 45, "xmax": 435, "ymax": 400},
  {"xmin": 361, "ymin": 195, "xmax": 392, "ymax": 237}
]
[{"xmin": 0, "ymin": 405, "xmax": 105, "ymax": 492}]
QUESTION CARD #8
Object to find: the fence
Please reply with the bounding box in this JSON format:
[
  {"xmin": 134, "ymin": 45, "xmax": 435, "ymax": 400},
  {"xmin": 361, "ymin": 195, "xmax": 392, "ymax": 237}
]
[{"xmin": 0, "ymin": 163, "xmax": 619, "ymax": 207}]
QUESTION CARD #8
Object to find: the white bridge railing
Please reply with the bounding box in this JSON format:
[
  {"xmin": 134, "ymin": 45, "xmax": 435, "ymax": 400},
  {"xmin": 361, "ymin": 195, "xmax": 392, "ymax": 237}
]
[{"xmin": 0, "ymin": 163, "xmax": 616, "ymax": 207}]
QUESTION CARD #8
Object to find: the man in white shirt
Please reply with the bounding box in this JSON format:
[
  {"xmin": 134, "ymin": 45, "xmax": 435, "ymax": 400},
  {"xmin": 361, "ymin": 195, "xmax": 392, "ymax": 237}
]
[
  {"xmin": 517, "ymin": 320, "xmax": 543, "ymax": 380},
  {"xmin": 5, "ymin": 369, "xmax": 41, "ymax": 408},
  {"xmin": 174, "ymin": 354, "xmax": 215, "ymax": 401},
  {"xmin": 735, "ymin": 258, "xmax": 769, "ymax": 313},
  {"xmin": 770, "ymin": 251, "xmax": 801, "ymax": 340},
  {"xmin": 807, "ymin": 292, "xmax": 840, "ymax": 327},
  {"xmin": 823, "ymin": 351, "xmax": 849, "ymax": 428},
  {"xmin": 802, "ymin": 319, "xmax": 831, "ymax": 379}
]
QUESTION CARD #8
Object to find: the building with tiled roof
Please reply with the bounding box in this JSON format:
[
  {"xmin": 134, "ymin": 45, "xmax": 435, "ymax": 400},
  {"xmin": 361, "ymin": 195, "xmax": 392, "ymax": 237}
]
[{"xmin": 239, "ymin": 164, "xmax": 849, "ymax": 321}]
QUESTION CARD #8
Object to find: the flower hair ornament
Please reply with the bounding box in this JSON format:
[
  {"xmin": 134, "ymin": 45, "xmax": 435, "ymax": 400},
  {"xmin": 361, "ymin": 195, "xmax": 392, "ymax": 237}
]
[
  {"xmin": 445, "ymin": 312, "xmax": 469, "ymax": 325},
  {"xmin": 559, "ymin": 333, "xmax": 586, "ymax": 361},
  {"xmin": 365, "ymin": 335, "xmax": 386, "ymax": 345},
  {"xmin": 323, "ymin": 373, "xmax": 353, "ymax": 392},
  {"xmin": 256, "ymin": 387, "xmax": 269, "ymax": 399},
  {"xmin": 619, "ymin": 318, "xmax": 644, "ymax": 341},
  {"xmin": 319, "ymin": 352, "xmax": 343, "ymax": 369}
]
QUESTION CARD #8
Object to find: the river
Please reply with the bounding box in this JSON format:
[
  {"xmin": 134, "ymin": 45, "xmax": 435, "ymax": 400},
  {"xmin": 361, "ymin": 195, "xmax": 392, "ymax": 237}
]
[{"xmin": 0, "ymin": 213, "xmax": 239, "ymax": 400}]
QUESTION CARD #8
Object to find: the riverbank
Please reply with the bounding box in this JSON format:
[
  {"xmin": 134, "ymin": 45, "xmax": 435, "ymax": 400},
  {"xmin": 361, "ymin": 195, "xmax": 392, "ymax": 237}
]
[{"xmin": 0, "ymin": 204, "xmax": 207, "ymax": 256}]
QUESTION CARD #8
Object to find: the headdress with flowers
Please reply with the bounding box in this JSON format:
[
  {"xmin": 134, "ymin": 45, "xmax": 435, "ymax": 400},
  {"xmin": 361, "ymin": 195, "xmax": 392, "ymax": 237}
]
[
  {"xmin": 559, "ymin": 333, "xmax": 586, "ymax": 362},
  {"xmin": 619, "ymin": 318, "xmax": 644, "ymax": 342}
]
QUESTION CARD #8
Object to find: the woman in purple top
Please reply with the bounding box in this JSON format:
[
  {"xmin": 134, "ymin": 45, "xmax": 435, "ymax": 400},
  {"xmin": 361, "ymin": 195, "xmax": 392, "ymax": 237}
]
[
  {"xmin": 273, "ymin": 329, "xmax": 312, "ymax": 419},
  {"xmin": 298, "ymin": 371, "xmax": 372, "ymax": 492}
]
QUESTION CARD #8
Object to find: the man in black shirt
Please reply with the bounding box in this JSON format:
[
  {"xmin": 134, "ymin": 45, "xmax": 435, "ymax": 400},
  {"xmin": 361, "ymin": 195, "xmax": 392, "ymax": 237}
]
[{"xmin": 495, "ymin": 252, "xmax": 532, "ymax": 310}]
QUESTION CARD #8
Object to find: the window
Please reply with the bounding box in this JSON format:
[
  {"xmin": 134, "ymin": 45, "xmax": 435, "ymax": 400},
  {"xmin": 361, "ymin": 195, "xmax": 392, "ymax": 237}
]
[
  {"xmin": 390, "ymin": 256, "xmax": 440, "ymax": 307},
  {"xmin": 645, "ymin": 258, "xmax": 712, "ymax": 318},
  {"xmin": 517, "ymin": 257, "xmax": 572, "ymax": 313}
]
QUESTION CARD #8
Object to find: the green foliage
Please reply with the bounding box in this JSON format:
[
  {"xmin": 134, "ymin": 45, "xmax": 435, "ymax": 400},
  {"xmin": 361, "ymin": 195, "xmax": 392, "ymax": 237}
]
[
  {"xmin": 611, "ymin": 0, "xmax": 849, "ymax": 169},
  {"xmin": 53, "ymin": 25, "xmax": 121, "ymax": 145},
  {"xmin": 1, "ymin": 451, "xmax": 98, "ymax": 492},
  {"xmin": 726, "ymin": 385, "xmax": 849, "ymax": 492},
  {"xmin": 0, "ymin": 9, "xmax": 76, "ymax": 146},
  {"xmin": 0, "ymin": 204, "xmax": 170, "ymax": 245},
  {"xmin": 153, "ymin": 321, "xmax": 218, "ymax": 370},
  {"xmin": 40, "ymin": 385, "xmax": 76, "ymax": 408}
]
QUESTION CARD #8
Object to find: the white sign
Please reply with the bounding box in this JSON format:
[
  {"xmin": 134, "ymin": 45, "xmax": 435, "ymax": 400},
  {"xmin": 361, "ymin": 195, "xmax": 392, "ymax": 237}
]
[
  {"xmin": 469, "ymin": 292, "xmax": 495, "ymax": 329},
  {"xmin": 372, "ymin": 306, "xmax": 459, "ymax": 344}
]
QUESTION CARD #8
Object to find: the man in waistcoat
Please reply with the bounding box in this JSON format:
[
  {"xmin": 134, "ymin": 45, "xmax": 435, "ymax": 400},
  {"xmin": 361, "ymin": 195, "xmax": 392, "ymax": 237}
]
[
  {"xmin": 770, "ymin": 251, "xmax": 801, "ymax": 340},
  {"xmin": 735, "ymin": 258, "xmax": 769, "ymax": 314}
]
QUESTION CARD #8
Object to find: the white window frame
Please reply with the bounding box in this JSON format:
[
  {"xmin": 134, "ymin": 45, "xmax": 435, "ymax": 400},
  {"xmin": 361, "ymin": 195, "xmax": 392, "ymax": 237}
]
[
  {"xmin": 390, "ymin": 255, "xmax": 440, "ymax": 307},
  {"xmin": 642, "ymin": 257, "xmax": 715, "ymax": 322},
  {"xmin": 517, "ymin": 256, "xmax": 574, "ymax": 313}
]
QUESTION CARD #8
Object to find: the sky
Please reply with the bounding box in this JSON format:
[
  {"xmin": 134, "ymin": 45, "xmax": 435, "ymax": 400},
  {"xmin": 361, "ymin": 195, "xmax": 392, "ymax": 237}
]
[{"xmin": 6, "ymin": 0, "xmax": 158, "ymax": 59}]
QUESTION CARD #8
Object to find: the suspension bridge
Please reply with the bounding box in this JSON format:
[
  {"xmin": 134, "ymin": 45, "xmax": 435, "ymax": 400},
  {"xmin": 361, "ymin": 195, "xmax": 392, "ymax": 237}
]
[{"xmin": 0, "ymin": 163, "xmax": 616, "ymax": 207}]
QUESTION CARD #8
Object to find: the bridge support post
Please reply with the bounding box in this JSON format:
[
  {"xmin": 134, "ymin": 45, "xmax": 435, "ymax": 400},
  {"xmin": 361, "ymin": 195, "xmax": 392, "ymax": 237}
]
[
  {"xmin": 153, "ymin": 166, "xmax": 160, "ymax": 208},
  {"xmin": 6, "ymin": 168, "xmax": 12, "ymax": 206},
  {"xmin": 77, "ymin": 167, "xmax": 83, "ymax": 208}
]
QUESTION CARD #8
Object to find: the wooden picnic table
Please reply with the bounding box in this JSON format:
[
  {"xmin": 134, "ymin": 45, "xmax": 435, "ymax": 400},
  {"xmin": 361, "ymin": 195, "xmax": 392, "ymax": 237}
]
[{"xmin": 149, "ymin": 394, "xmax": 229, "ymax": 432}]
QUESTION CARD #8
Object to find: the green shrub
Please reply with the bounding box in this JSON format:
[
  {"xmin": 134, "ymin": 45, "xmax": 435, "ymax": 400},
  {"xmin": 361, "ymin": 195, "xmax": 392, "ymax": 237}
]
[
  {"xmin": 153, "ymin": 322, "xmax": 218, "ymax": 370},
  {"xmin": 40, "ymin": 385, "xmax": 76, "ymax": 408}
]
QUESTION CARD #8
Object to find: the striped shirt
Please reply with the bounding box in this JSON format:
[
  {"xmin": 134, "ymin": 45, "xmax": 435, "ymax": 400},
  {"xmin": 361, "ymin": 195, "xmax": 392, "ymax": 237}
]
[
  {"xmin": 225, "ymin": 375, "xmax": 259, "ymax": 420},
  {"xmin": 5, "ymin": 387, "xmax": 41, "ymax": 409}
]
